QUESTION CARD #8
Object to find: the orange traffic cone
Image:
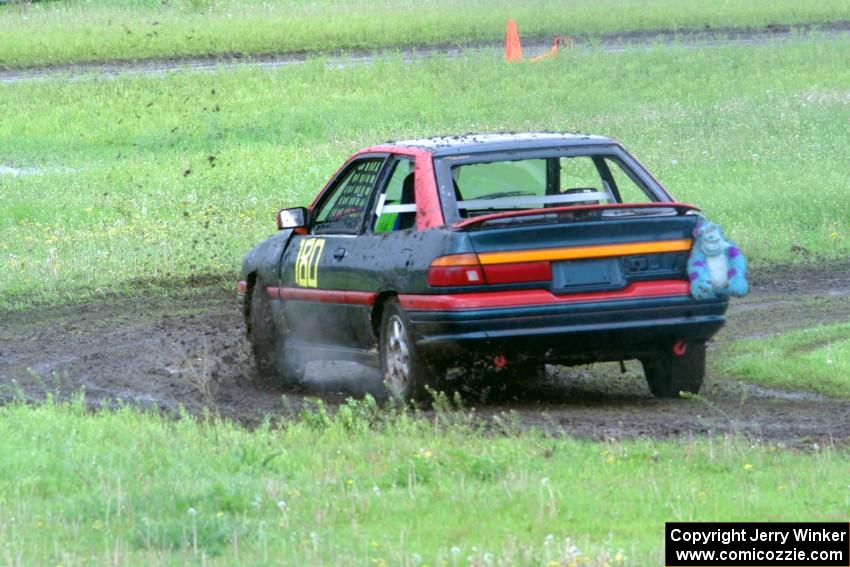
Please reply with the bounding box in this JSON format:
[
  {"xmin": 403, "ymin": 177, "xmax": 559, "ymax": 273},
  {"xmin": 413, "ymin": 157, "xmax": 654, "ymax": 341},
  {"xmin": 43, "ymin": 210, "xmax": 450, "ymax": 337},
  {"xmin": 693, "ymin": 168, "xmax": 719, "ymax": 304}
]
[
  {"xmin": 505, "ymin": 19, "xmax": 524, "ymax": 62},
  {"xmin": 530, "ymin": 35, "xmax": 573, "ymax": 62}
]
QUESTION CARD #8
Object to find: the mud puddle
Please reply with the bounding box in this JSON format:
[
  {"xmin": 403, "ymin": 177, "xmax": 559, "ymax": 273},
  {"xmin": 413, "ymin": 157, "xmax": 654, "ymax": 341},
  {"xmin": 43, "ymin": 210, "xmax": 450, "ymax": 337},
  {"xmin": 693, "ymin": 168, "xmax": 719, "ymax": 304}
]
[{"xmin": 1, "ymin": 262, "xmax": 849, "ymax": 442}]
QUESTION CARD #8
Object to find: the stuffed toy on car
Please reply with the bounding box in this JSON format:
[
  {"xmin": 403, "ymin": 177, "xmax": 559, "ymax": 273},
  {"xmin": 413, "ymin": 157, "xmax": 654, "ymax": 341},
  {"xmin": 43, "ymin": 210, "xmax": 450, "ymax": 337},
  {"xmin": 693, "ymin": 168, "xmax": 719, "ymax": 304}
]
[{"xmin": 687, "ymin": 219, "xmax": 749, "ymax": 300}]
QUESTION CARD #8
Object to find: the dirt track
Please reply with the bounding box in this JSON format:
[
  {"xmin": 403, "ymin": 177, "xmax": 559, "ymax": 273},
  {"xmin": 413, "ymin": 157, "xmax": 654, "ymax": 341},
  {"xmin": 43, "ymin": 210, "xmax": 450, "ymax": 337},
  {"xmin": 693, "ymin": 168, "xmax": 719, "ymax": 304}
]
[
  {"xmin": 1, "ymin": 263, "xmax": 849, "ymax": 443},
  {"xmin": 3, "ymin": 21, "xmax": 849, "ymax": 84}
]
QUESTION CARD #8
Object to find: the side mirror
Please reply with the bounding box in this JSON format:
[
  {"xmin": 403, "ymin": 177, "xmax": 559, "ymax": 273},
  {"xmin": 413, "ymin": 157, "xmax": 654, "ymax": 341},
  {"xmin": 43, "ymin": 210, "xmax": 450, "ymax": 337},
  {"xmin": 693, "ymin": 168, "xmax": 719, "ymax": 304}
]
[{"xmin": 276, "ymin": 207, "xmax": 307, "ymax": 230}]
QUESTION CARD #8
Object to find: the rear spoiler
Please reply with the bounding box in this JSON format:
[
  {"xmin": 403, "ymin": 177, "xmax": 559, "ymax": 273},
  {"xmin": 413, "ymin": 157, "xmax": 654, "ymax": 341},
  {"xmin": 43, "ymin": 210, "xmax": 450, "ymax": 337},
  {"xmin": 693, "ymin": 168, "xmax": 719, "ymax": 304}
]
[{"xmin": 452, "ymin": 202, "xmax": 700, "ymax": 230}]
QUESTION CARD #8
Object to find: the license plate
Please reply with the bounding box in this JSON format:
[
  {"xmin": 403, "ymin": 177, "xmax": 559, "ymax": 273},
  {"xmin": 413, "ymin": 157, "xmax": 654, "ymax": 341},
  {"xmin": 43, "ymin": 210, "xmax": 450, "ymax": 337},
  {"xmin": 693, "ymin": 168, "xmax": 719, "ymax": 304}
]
[{"xmin": 551, "ymin": 258, "xmax": 624, "ymax": 292}]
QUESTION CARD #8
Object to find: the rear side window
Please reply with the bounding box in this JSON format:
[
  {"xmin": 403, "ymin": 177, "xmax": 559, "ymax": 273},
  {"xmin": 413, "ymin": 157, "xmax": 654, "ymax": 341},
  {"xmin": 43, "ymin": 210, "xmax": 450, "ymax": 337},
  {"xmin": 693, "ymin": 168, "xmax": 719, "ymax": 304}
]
[
  {"xmin": 373, "ymin": 158, "xmax": 415, "ymax": 233},
  {"xmin": 314, "ymin": 159, "xmax": 383, "ymax": 233}
]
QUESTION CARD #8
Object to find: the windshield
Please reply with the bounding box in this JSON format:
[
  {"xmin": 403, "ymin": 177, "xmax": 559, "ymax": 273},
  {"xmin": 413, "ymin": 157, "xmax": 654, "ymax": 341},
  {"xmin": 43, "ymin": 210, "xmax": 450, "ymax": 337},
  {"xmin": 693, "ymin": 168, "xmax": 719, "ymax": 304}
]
[{"xmin": 450, "ymin": 154, "xmax": 659, "ymax": 217}]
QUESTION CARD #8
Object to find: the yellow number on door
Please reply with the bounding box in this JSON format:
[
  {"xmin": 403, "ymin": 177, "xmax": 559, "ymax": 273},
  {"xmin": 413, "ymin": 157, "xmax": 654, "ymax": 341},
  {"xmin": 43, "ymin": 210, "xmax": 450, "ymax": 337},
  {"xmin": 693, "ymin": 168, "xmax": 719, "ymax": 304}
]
[{"xmin": 295, "ymin": 238, "xmax": 325, "ymax": 288}]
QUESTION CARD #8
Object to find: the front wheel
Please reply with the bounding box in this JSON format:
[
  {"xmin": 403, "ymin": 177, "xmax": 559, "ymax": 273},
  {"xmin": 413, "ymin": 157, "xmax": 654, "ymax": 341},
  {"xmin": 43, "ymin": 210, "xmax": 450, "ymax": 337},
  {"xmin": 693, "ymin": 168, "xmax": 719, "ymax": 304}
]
[
  {"xmin": 380, "ymin": 299, "xmax": 437, "ymax": 402},
  {"xmin": 247, "ymin": 280, "xmax": 304, "ymax": 386},
  {"xmin": 641, "ymin": 341, "xmax": 706, "ymax": 399}
]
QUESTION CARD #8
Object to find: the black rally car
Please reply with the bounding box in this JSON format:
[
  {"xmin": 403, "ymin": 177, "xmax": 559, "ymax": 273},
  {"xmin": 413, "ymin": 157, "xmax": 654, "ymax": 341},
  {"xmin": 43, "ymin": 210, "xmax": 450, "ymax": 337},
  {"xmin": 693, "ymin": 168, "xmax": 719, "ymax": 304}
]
[{"xmin": 238, "ymin": 133, "xmax": 727, "ymax": 401}]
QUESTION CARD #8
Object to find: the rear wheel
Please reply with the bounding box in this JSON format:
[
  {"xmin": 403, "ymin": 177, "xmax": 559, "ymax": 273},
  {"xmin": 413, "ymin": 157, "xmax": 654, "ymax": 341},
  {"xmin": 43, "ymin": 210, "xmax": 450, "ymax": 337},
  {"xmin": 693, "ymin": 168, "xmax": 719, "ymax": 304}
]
[
  {"xmin": 380, "ymin": 299, "xmax": 437, "ymax": 402},
  {"xmin": 641, "ymin": 341, "xmax": 706, "ymax": 398},
  {"xmin": 247, "ymin": 280, "xmax": 303, "ymax": 386}
]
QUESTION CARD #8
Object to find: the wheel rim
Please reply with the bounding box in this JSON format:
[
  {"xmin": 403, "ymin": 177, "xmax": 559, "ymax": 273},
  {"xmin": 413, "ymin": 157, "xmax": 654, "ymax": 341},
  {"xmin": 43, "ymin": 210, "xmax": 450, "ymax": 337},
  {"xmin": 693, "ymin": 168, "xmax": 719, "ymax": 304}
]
[{"xmin": 384, "ymin": 314, "xmax": 410, "ymax": 395}]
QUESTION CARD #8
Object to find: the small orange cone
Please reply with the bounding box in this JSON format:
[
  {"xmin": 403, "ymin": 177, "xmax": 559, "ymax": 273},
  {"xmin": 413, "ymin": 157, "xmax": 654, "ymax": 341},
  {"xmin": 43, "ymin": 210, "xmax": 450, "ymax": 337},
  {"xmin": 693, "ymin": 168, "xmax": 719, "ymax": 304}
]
[
  {"xmin": 505, "ymin": 19, "xmax": 524, "ymax": 62},
  {"xmin": 530, "ymin": 35, "xmax": 573, "ymax": 62}
]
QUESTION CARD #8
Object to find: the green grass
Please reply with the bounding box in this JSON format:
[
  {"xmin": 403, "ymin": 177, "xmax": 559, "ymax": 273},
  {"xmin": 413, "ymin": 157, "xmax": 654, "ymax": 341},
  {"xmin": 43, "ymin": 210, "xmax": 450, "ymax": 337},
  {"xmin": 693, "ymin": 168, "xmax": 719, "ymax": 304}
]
[
  {"xmin": 0, "ymin": 398, "xmax": 846, "ymax": 565},
  {"xmin": 1, "ymin": 0, "xmax": 849, "ymax": 68},
  {"xmin": 2, "ymin": 37, "xmax": 849, "ymax": 307},
  {"xmin": 721, "ymin": 322, "xmax": 850, "ymax": 398}
]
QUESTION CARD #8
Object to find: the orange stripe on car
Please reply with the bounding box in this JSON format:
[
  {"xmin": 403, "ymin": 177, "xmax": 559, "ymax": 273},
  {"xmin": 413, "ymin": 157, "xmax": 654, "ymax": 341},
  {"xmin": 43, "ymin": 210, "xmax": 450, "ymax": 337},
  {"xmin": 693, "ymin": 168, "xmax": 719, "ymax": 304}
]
[{"xmin": 476, "ymin": 239, "xmax": 692, "ymax": 265}]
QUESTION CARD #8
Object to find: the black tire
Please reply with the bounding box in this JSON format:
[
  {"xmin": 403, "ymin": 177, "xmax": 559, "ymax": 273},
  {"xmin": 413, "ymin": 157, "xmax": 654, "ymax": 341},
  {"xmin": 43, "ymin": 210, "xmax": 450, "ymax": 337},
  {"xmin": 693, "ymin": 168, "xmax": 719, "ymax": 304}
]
[
  {"xmin": 379, "ymin": 299, "xmax": 437, "ymax": 402},
  {"xmin": 641, "ymin": 341, "xmax": 706, "ymax": 398},
  {"xmin": 247, "ymin": 280, "xmax": 303, "ymax": 386}
]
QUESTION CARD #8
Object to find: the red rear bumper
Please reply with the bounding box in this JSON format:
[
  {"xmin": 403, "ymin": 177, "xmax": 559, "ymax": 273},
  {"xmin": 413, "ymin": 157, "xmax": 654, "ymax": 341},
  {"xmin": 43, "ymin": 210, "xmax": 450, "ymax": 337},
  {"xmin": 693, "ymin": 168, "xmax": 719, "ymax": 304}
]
[{"xmin": 399, "ymin": 280, "xmax": 689, "ymax": 311}]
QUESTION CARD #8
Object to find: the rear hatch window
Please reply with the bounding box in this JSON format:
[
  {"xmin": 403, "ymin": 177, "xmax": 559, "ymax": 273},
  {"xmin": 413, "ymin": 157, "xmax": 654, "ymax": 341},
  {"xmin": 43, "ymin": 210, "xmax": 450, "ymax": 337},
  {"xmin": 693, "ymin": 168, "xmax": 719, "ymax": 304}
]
[{"xmin": 452, "ymin": 155, "xmax": 659, "ymax": 219}]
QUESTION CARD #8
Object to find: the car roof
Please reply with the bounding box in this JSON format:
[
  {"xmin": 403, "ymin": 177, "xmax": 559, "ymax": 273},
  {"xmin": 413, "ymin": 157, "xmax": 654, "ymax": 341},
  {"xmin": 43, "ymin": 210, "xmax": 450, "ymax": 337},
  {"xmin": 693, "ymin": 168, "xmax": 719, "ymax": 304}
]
[{"xmin": 389, "ymin": 132, "xmax": 616, "ymax": 156}]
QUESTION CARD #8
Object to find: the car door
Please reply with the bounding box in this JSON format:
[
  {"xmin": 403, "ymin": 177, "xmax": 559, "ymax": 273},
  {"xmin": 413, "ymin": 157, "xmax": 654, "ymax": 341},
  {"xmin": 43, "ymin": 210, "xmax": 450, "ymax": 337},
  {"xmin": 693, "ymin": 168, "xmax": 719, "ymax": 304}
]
[
  {"xmin": 279, "ymin": 155, "xmax": 388, "ymax": 349},
  {"xmin": 342, "ymin": 155, "xmax": 419, "ymax": 348}
]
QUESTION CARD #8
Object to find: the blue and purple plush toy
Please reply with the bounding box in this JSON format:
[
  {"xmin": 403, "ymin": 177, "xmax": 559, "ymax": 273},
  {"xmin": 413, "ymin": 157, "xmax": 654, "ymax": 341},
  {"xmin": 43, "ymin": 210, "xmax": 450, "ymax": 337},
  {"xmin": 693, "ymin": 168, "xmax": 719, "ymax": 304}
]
[{"xmin": 687, "ymin": 219, "xmax": 749, "ymax": 300}]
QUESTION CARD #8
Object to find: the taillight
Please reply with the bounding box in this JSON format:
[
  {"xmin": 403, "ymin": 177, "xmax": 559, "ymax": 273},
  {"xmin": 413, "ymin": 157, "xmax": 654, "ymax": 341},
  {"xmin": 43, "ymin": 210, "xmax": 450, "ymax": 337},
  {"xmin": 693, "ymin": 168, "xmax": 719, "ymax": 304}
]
[
  {"xmin": 483, "ymin": 262, "xmax": 552, "ymax": 284},
  {"xmin": 428, "ymin": 255, "xmax": 552, "ymax": 287},
  {"xmin": 427, "ymin": 254, "xmax": 486, "ymax": 286}
]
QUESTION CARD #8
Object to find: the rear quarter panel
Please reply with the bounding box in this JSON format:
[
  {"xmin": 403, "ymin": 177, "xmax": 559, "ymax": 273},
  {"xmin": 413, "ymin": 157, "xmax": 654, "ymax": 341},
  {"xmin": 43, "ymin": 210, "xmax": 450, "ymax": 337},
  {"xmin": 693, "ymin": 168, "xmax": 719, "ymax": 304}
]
[{"xmin": 346, "ymin": 228, "xmax": 469, "ymax": 295}]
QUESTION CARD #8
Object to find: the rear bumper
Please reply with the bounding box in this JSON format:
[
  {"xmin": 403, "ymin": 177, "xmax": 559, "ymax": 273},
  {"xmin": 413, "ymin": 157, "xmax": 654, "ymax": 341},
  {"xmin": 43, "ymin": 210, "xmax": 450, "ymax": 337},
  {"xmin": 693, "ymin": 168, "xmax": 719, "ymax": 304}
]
[{"xmin": 405, "ymin": 290, "xmax": 727, "ymax": 365}]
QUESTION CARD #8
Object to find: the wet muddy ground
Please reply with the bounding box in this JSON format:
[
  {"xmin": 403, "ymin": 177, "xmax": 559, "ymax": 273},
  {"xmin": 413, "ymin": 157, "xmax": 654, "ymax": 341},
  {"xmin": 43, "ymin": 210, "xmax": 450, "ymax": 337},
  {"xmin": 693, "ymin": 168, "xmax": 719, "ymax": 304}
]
[
  {"xmin": 1, "ymin": 262, "xmax": 848, "ymax": 443},
  {"xmin": 3, "ymin": 21, "xmax": 849, "ymax": 84}
]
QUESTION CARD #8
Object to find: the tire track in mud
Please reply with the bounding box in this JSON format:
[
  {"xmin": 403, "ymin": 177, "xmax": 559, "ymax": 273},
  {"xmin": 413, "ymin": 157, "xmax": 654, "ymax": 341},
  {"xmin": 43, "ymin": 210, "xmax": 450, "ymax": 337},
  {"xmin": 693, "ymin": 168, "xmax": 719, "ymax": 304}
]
[
  {"xmin": 0, "ymin": 262, "xmax": 849, "ymax": 442},
  {"xmin": 3, "ymin": 21, "xmax": 849, "ymax": 84}
]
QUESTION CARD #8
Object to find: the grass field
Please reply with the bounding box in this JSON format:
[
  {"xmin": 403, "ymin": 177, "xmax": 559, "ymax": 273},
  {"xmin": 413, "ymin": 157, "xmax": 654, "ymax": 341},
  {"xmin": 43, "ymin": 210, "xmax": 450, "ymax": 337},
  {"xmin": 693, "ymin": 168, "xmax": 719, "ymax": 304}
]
[
  {"xmin": 2, "ymin": 36, "xmax": 849, "ymax": 308},
  {"xmin": 0, "ymin": 398, "xmax": 846, "ymax": 565},
  {"xmin": 1, "ymin": 0, "xmax": 849, "ymax": 68},
  {"xmin": 3, "ymin": 10, "xmax": 850, "ymax": 565},
  {"xmin": 721, "ymin": 321, "xmax": 850, "ymax": 398}
]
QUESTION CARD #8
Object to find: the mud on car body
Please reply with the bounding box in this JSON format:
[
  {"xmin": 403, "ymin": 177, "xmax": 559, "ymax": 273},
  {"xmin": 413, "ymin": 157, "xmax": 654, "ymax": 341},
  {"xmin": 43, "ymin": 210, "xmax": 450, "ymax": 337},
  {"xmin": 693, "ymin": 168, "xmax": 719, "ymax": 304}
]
[{"xmin": 239, "ymin": 133, "xmax": 727, "ymax": 401}]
